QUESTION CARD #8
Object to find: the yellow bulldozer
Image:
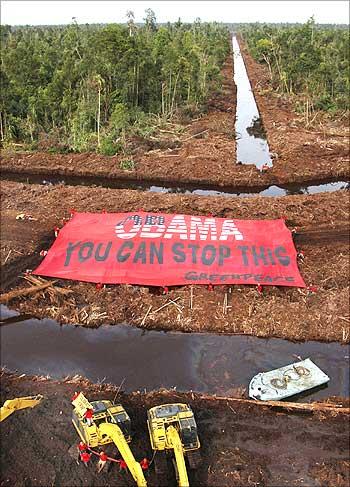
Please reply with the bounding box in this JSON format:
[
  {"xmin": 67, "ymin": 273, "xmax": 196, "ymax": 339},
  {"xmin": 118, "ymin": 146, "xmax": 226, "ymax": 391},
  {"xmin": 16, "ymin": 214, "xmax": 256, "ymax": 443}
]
[
  {"xmin": 72, "ymin": 392, "xmax": 147, "ymax": 487},
  {"xmin": 147, "ymin": 403, "xmax": 201, "ymax": 487},
  {"xmin": 0, "ymin": 395, "xmax": 43, "ymax": 422}
]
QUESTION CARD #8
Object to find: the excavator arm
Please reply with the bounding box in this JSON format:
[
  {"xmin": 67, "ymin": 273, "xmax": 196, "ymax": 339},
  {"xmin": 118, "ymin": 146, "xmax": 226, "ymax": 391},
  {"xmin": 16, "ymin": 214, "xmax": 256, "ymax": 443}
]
[
  {"xmin": 98, "ymin": 422, "xmax": 147, "ymax": 487},
  {"xmin": 167, "ymin": 425, "xmax": 189, "ymax": 487},
  {"xmin": 0, "ymin": 395, "xmax": 43, "ymax": 422}
]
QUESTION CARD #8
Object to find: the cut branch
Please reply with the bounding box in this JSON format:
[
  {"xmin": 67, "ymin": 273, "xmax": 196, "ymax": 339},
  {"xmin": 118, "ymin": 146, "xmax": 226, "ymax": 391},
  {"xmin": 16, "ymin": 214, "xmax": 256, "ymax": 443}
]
[{"xmin": 0, "ymin": 281, "xmax": 57, "ymax": 304}]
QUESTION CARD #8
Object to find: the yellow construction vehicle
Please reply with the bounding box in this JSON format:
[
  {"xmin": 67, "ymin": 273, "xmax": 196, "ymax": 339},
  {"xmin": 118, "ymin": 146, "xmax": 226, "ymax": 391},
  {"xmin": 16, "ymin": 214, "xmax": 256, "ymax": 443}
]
[
  {"xmin": 72, "ymin": 393, "xmax": 147, "ymax": 487},
  {"xmin": 147, "ymin": 403, "xmax": 201, "ymax": 487},
  {"xmin": 0, "ymin": 394, "xmax": 43, "ymax": 422}
]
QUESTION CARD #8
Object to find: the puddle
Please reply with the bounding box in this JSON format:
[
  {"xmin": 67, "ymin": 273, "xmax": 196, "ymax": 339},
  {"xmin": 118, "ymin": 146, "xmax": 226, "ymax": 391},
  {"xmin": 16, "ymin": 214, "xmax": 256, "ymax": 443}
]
[
  {"xmin": 2, "ymin": 171, "xmax": 348, "ymax": 198},
  {"xmin": 1, "ymin": 305, "xmax": 348, "ymax": 400},
  {"xmin": 232, "ymin": 35, "xmax": 272, "ymax": 169}
]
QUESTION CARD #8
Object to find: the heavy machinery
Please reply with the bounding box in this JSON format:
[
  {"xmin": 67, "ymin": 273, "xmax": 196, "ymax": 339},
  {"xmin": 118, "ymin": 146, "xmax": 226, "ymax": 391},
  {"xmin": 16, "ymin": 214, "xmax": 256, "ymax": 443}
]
[
  {"xmin": 147, "ymin": 403, "xmax": 201, "ymax": 487},
  {"xmin": 72, "ymin": 393, "xmax": 147, "ymax": 487},
  {"xmin": 0, "ymin": 394, "xmax": 43, "ymax": 422}
]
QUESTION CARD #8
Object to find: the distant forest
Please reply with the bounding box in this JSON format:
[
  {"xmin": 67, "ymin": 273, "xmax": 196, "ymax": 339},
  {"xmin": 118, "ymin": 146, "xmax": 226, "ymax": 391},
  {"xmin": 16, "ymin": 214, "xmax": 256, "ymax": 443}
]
[
  {"xmin": 241, "ymin": 19, "xmax": 349, "ymax": 115},
  {"xmin": 0, "ymin": 11, "xmax": 229, "ymax": 153},
  {"xmin": 1, "ymin": 14, "xmax": 348, "ymax": 154}
]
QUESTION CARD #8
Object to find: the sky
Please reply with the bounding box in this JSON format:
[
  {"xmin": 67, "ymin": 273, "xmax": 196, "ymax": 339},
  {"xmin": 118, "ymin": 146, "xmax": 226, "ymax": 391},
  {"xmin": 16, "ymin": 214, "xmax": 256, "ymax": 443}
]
[{"xmin": 1, "ymin": 0, "xmax": 349, "ymax": 25}]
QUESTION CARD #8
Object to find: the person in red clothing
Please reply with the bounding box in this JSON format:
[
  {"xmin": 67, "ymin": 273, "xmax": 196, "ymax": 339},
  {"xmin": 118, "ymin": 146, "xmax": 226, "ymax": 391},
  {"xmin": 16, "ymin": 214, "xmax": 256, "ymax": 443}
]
[
  {"xmin": 84, "ymin": 408, "xmax": 94, "ymax": 426},
  {"xmin": 77, "ymin": 441, "xmax": 87, "ymax": 453},
  {"xmin": 118, "ymin": 459, "xmax": 128, "ymax": 472},
  {"xmin": 71, "ymin": 391, "xmax": 80, "ymax": 403},
  {"xmin": 140, "ymin": 457, "xmax": 149, "ymax": 471},
  {"xmin": 97, "ymin": 451, "xmax": 108, "ymax": 473},
  {"xmin": 80, "ymin": 451, "xmax": 91, "ymax": 467}
]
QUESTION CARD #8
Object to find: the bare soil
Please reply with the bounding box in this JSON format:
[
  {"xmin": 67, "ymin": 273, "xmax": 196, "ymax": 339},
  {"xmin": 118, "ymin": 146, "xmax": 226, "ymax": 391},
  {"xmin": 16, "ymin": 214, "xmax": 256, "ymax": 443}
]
[
  {"xmin": 1, "ymin": 372, "xmax": 349, "ymax": 487},
  {"xmin": 1, "ymin": 180, "xmax": 349, "ymax": 343},
  {"xmin": 1, "ymin": 36, "xmax": 349, "ymax": 487},
  {"xmin": 1, "ymin": 44, "xmax": 348, "ymax": 189}
]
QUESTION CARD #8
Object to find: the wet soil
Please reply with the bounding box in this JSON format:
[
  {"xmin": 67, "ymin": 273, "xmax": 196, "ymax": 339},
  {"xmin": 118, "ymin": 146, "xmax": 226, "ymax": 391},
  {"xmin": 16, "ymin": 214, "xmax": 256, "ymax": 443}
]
[
  {"xmin": 1, "ymin": 36, "xmax": 349, "ymax": 487},
  {"xmin": 1, "ymin": 181, "xmax": 349, "ymax": 342},
  {"xmin": 1, "ymin": 43, "xmax": 348, "ymax": 188},
  {"xmin": 1, "ymin": 372, "xmax": 349, "ymax": 487}
]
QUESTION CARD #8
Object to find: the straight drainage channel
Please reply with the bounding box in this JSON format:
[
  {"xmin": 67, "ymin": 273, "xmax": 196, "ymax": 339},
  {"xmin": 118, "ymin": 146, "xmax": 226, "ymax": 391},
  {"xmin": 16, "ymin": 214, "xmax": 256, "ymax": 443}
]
[
  {"xmin": 1, "ymin": 172, "xmax": 349, "ymax": 198},
  {"xmin": 1, "ymin": 305, "xmax": 349, "ymax": 401},
  {"xmin": 232, "ymin": 35, "xmax": 272, "ymax": 169}
]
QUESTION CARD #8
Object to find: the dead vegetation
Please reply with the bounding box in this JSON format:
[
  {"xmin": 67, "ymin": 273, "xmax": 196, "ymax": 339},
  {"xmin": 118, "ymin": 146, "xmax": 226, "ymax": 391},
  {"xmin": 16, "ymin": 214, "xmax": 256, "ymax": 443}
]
[
  {"xmin": 0, "ymin": 180, "xmax": 349, "ymax": 342},
  {"xmin": 0, "ymin": 275, "xmax": 72, "ymax": 304}
]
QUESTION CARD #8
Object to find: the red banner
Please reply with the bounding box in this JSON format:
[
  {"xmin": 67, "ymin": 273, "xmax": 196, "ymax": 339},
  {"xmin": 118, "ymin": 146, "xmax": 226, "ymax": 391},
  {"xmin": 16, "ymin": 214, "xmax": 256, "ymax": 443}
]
[{"xmin": 33, "ymin": 212, "xmax": 305, "ymax": 287}]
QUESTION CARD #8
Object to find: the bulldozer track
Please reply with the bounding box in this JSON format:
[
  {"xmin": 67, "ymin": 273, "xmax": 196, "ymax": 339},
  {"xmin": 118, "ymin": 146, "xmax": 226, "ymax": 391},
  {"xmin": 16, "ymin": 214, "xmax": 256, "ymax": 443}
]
[{"xmin": 293, "ymin": 226, "xmax": 349, "ymax": 244}]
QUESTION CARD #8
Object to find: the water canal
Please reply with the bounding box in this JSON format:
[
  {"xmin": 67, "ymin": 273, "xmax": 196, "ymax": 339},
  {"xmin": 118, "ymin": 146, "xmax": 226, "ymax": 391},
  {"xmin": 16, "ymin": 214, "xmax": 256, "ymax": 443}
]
[
  {"xmin": 1, "ymin": 306, "xmax": 349, "ymax": 401},
  {"xmin": 1, "ymin": 171, "xmax": 348, "ymax": 198},
  {"xmin": 232, "ymin": 35, "xmax": 272, "ymax": 169}
]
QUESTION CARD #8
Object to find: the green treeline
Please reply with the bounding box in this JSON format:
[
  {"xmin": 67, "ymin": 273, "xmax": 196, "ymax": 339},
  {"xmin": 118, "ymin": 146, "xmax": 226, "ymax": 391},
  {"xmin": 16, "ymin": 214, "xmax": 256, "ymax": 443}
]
[
  {"xmin": 0, "ymin": 12, "xmax": 229, "ymax": 153},
  {"xmin": 240, "ymin": 19, "xmax": 349, "ymax": 115}
]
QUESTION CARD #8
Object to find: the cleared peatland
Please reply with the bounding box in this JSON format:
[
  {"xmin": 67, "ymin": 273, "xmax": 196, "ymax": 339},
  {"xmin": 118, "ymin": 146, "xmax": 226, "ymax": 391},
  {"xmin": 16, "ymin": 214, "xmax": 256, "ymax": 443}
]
[
  {"xmin": 1, "ymin": 180, "xmax": 349, "ymax": 342},
  {"xmin": 1, "ymin": 27, "xmax": 349, "ymax": 487}
]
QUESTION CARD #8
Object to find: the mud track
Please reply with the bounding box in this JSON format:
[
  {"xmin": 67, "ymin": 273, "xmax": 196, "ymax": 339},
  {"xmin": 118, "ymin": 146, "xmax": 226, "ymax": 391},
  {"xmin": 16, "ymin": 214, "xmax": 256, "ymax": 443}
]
[
  {"xmin": 1, "ymin": 180, "xmax": 349, "ymax": 342},
  {"xmin": 1, "ymin": 372, "xmax": 349, "ymax": 487},
  {"xmin": 293, "ymin": 227, "xmax": 349, "ymax": 244}
]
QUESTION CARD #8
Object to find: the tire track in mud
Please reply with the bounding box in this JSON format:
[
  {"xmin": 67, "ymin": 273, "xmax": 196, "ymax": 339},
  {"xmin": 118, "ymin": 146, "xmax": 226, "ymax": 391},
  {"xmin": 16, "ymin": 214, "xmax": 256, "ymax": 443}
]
[{"xmin": 293, "ymin": 227, "xmax": 349, "ymax": 244}]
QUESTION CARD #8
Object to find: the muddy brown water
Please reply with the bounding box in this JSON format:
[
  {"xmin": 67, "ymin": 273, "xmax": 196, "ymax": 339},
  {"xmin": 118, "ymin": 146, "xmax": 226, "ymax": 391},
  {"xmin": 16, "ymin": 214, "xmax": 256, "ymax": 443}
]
[
  {"xmin": 232, "ymin": 35, "xmax": 272, "ymax": 169},
  {"xmin": 1, "ymin": 305, "xmax": 348, "ymax": 401},
  {"xmin": 2, "ymin": 171, "xmax": 349, "ymax": 197}
]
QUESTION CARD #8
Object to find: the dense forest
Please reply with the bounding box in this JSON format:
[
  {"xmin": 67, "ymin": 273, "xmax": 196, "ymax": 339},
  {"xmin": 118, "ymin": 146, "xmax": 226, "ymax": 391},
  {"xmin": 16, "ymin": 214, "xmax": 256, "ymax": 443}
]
[
  {"xmin": 0, "ymin": 11, "xmax": 229, "ymax": 153},
  {"xmin": 1, "ymin": 14, "xmax": 348, "ymax": 154},
  {"xmin": 240, "ymin": 19, "xmax": 349, "ymax": 118}
]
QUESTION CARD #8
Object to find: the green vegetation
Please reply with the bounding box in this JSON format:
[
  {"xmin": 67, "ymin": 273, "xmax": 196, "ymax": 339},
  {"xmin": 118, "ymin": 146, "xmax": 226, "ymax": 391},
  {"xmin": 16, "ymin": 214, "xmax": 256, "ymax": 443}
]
[
  {"xmin": 240, "ymin": 19, "xmax": 349, "ymax": 118},
  {"xmin": 0, "ymin": 11, "xmax": 229, "ymax": 153}
]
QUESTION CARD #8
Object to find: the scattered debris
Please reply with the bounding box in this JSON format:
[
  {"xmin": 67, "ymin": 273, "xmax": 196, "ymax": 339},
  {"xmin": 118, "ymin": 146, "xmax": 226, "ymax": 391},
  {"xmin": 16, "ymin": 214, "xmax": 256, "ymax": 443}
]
[
  {"xmin": 4, "ymin": 250, "xmax": 12, "ymax": 264},
  {"xmin": 0, "ymin": 280, "xmax": 57, "ymax": 304},
  {"xmin": 15, "ymin": 213, "xmax": 37, "ymax": 221},
  {"xmin": 249, "ymin": 358, "xmax": 330, "ymax": 401}
]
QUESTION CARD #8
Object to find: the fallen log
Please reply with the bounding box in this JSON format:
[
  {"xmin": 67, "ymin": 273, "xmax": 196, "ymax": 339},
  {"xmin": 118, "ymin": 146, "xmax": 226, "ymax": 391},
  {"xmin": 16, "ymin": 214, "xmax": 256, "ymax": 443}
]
[
  {"xmin": 0, "ymin": 281, "xmax": 57, "ymax": 304},
  {"xmin": 210, "ymin": 395, "xmax": 350, "ymax": 414}
]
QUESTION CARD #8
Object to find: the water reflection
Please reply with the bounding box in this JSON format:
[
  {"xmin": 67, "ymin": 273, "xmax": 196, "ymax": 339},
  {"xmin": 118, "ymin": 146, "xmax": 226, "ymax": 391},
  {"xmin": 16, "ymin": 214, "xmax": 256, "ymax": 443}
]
[
  {"xmin": 1, "ymin": 305, "xmax": 349, "ymax": 401},
  {"xmin": 232, "ymin": 35, "xmax": 272, "ymax": 169},
  {"xmin": 1, "ymin": 173, "xmax": 349, "ymax": 198}
]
